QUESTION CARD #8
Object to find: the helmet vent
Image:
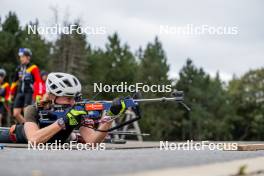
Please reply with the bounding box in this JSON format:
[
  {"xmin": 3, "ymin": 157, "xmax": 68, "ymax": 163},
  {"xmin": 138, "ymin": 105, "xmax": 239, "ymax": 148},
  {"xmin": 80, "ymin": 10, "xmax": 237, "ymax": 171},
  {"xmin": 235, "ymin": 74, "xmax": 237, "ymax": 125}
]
[
  {"xmin": 73, "ymin": 78, "xmax": 78, "ymax": 85},
  {"xmin": 51, "ymin": 84, "xmax": 58, "ymax": 90},
  {"xmin": 55, "ymin": 74, "xmax": 63, "ymax": 78},
  {"xmin": 66, "ymin": 93, "xmax": 74, "ymax": 96},
  {"xmin": 63, "ymin": 79, "xmax": 72, "ymax": 87},
  {"xmin": 56, "ymin": 90, "xmax": 62, "ymax": 94}
]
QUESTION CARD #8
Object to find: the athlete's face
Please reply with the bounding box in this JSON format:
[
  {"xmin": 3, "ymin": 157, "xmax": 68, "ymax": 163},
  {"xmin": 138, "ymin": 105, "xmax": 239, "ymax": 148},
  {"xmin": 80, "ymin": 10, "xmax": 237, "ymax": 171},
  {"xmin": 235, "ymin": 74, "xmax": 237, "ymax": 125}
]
[
  {"xmin": 55, "ymin": 96, "xmax": 75, "ymax": 106},
  {"xmin": 42, "ymin": 75, "xmax": 47, "ymax": 82},
  {"xmin": 19, "ymin": 55, "xmax": 30, "ymax": 65}
]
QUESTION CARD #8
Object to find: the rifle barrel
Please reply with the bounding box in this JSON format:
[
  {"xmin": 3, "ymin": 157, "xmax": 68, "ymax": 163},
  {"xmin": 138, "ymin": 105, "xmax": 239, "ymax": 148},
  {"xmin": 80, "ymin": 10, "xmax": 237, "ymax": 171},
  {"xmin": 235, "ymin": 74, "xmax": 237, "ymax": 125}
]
[
  {"xmin": 134, "ymin": 97, "xmax": 183, "ymax": 102},
  {"xmin": 79, "ymin": 96, "xmax": 184, "ymax": 104}
]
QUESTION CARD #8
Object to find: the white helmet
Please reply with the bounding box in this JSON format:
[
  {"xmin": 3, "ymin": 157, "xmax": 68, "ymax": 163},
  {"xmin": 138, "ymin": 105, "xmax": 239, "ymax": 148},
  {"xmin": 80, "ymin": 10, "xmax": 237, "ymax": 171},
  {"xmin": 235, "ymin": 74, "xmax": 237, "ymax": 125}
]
[{"xmin": 46, "ymin": 72, "xmax": 81, "ymax": 97}]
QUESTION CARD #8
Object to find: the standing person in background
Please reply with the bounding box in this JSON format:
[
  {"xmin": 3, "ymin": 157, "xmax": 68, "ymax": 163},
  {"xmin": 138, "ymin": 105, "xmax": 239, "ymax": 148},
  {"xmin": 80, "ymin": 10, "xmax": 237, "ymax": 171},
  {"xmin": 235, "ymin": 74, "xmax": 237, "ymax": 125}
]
[
  {"xmin": 0, "ymin": 69, "xmax": 11, "ymax": 126},
  {"xmin": 33, "ymin": 71, "xmax": 48, "ymax": 103},
  {"xmin": 10, "ymin": 48, "xmax": 42, "ymax": 123}
]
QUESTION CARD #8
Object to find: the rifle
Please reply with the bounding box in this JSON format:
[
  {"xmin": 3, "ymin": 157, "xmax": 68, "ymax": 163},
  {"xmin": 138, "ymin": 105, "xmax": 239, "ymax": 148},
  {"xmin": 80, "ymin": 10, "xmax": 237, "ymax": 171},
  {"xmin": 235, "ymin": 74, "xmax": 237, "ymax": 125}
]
[{"xmin": 37, "ymin": 91, "xmax": 190, "ymax": 132}]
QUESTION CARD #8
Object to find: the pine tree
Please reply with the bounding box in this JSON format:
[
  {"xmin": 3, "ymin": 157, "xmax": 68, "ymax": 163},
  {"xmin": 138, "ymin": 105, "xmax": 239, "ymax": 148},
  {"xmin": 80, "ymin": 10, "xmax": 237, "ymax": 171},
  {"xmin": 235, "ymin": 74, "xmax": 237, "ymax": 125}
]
[
  {"xmin": 175, "ymin": 59, "xmax": 235, "ymax": 140},
  {"xmin": 87, "ymin": 33, "xmax": 137, "ymax": 99},
  {"xmin": 20, "ymin": 22, "xmax": 51, "ymax": 70},
  {"xmin": 0, "ymin": 12, "xmax": 51, "ymax": 80},
  {"xmin": 0, "ymin": 12, "xmax": 22, "ymax": 81},
  {"xmin": 228, "ymin": 68, "xmax": 264, "ymax": 140},
  {"xmin": 138, "ymin": 37, "xmax": 170, "ymax": 89},
  {"xmin": 137, "ymin": 37, "xmax": 174, "ymax": 140},
  {"xmin": 51, "ymin": 23, "xmax": 88, "ymax": 85}
]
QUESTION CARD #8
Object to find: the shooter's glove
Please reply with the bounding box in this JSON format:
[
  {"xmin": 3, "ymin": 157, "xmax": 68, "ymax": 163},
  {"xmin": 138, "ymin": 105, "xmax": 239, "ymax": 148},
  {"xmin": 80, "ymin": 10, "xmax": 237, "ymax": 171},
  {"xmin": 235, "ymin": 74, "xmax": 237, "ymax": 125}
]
[
  {"xmin": 108, "ymin": 97, "xmax": 127, "ymax": 116},
  {"xmin": 65, "ymin": 107, "xmax": 87, "ymax": 126},
  {"xmin": 35, "ymin": 95, "xmax": 42, "ymax": 104}
]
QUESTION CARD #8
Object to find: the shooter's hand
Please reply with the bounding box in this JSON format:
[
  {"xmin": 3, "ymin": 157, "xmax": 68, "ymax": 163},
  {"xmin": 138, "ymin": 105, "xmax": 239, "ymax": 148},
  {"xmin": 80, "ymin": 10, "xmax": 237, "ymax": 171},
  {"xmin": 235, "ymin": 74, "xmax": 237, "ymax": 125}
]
[
  {"xmin": 108, "ymin": 97, "xmax": 127, "ymax": 116},
  {"xmin": 35, "ymin": 95, "xmax": 42, "ymax": 104},
  {"xmin": 65, "ymin": 107, "xmax": 87, "ymax": 126}
]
